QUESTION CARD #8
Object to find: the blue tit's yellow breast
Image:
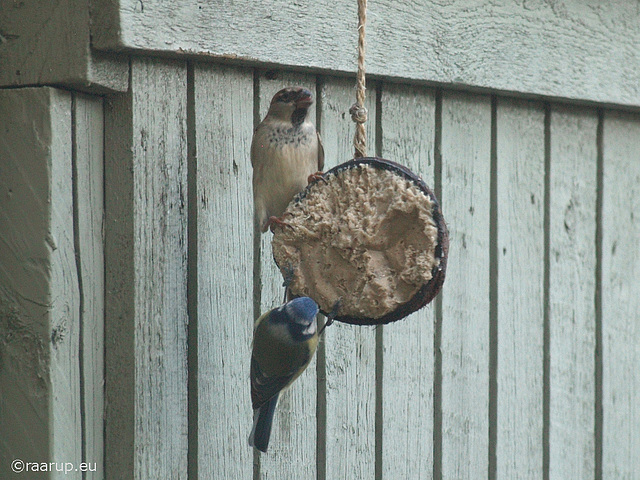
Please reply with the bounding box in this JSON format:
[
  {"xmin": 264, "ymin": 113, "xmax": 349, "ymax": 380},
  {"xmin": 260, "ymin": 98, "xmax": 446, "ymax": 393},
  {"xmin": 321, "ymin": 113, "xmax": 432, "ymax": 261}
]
[{"xmin": 253, "ymin": 319, "xmax": 317, "ymax": 378}]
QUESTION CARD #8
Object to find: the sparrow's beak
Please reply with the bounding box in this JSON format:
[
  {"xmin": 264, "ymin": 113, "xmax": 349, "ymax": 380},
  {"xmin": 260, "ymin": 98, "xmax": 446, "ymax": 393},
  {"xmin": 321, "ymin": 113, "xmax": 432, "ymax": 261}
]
[{"xmin": 296, "ymin": 90, "xmax": 313, "ymax": 108}]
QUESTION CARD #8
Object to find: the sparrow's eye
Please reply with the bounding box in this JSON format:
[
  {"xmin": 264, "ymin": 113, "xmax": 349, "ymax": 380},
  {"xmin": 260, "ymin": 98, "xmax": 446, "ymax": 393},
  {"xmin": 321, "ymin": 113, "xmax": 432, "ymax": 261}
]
[{"xmin": 277, "ymin": 92, "xmax": 294, "ymax": 103}]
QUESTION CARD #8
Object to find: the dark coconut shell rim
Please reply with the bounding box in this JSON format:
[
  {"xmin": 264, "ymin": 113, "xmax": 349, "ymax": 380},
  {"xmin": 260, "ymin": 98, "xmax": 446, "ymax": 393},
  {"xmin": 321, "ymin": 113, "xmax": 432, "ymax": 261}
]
[{"xmin": 275, "ymin": 157, "xmax": 449, "ymax": 326}]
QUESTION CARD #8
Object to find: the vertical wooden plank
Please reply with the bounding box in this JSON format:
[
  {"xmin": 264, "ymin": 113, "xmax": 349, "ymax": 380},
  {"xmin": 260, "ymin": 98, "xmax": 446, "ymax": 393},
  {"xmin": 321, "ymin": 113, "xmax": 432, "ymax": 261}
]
[
  {"xmin": 105, "ymin": 58, "xmax": 188, "ymax": 479},
  {"xmin": 601, "ymin": 111, "xmax": 640, "ymax": 479},
  {"xmin": 255, "ymin": 70, "xmax": 319, "ymax": 479},
  {"xmin": 439, "ymin": 91, "xmax": 491, "ymax": 479},
  {"xmin": 73, "ymin": 93, "xmax": 105, "ymax": 478},
  {"xmin": 48, "ymin": 89, "xmax": 83, "ymax": 479},
  {"xmin": 193, "ymin": 64, "xmax": 254, "ymax": 478},
  {"xmin": 379, "ymin": 83, "xmax": 436, "ymax": 479},
  {"xmin": 495, "ymin": 98, "xmax": 545, "ymax": 478},
  {"xmin": 0, "ymin": 87, "xmax": 51, "ymax": 476},
  {"xmin": 0, "ymin": 88, "xmax": 82, "ymax": 478},
  {"xmin": 548, "ymin": 106, "xmax": 597, "ymax": 480},
  {"xmin": 131, "ymin": 58, "xmax": 188, "ymax": 479},
  {"xmin": 104, "ymin": 82, "xmax": 136, "ymax": 479},
  {"xmin": 319, "ymin": 76, "xmax": 377, "ymax": 480}
]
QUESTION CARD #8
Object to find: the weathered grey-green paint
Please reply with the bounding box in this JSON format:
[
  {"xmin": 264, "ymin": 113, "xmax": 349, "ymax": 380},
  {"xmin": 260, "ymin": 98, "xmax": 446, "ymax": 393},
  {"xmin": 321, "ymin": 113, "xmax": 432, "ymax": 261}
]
[
  {"xmin": 549, "ymin": 106, "xmax": 598, "ymax": 479},
  {"xmin": 4, "ymin": 1, "xmax": 640, "ymax": 107},
  {"xmin": 440, "ymin": 91, "xmax": 492, "ymax": 478},
  {"xmin": 193, "ymin": 63, "xmax": 254, "ymax": 480},
  {"xmin": 0, "ymin": 88, "xmax": 100, "ymax": 480},
  {"xmin": 0, "ymin": 0, "xmax": 127, "ymax": 91},
  {"xmin": 601, "ymin": 111, "xmax": 640, "ymax": 480},
  {"xmin": 2, "ymin": 2, "xmax": 640, "ymax": 479},
  {"xmin": 87, "ymin": 0, "xmax": 640, "ymax": 108},
  {"xmin": 103, "ymin": 57, "xmax": 189, "ymax": 479},
  {"xmin": 496, "ymin": 98, "xmax": 545, "ymax": 479}
]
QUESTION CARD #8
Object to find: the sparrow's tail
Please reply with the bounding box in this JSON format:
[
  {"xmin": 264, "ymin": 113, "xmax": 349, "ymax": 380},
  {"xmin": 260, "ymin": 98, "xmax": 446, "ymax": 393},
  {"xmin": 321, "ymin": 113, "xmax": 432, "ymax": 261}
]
[{"xmin": 248, "ymin": 393, "xmax": 279, "ymax": 452}]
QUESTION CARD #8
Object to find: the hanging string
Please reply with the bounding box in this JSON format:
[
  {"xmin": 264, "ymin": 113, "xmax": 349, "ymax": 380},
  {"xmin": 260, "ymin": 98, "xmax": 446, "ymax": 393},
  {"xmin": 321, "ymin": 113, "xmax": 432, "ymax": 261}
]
[{"xmin": 350, "ymin": 0, "xmax": 367, "ymax": 158}]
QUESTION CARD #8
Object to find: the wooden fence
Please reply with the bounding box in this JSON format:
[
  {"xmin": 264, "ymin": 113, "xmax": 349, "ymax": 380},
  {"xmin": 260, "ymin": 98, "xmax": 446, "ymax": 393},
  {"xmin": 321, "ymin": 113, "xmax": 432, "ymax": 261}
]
[{"xmin": 1, "ymin": 1, "xmax": 639, "ymax": 479}]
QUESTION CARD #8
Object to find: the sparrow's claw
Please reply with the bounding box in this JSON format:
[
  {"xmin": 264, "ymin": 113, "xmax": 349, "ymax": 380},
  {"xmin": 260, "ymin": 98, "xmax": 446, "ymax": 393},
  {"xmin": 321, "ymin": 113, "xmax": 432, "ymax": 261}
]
[
  {"xmin": 267, "ymin": 215, "xmax": 294, "ymax": 232},
  {"xmin": 307, "ymin": 171, "xmax": 327, "ymax": 184},
  {"xmin": 281, "ymin": 264, "xmax": 295, "ymax": 303}
]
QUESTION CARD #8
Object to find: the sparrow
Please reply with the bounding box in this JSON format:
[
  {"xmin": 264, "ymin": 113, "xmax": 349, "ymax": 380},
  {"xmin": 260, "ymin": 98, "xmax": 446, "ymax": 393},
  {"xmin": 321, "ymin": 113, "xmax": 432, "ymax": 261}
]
[
  {"xmin": 251, "ymin": 86, "xmax": 324, "ymax": 233},
  {"xmin": 248, "ymin": 297, "xmax": 319, "ymax": 452}
]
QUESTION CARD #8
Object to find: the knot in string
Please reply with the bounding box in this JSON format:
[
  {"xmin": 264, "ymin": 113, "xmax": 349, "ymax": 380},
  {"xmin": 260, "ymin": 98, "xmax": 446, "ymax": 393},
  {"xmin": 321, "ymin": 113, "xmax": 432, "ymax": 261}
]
[
  {"xmin": 352, "ymin": 0, "xmax": 367, "ymax": 158},
  {"xmin": 349, "ymin": 103, "xmax": 368, "ymax": 124}
]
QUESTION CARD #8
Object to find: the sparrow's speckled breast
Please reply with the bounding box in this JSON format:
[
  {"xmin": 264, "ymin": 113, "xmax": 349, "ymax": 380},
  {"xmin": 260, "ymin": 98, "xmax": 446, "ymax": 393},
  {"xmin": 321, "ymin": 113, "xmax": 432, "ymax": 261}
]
[
  {"xmin": 253, "ymin": 121, "xmax": 320, "ymax": 222},
  {"xmin": 266, "ymin": 124, "xmax": 314, "ymax": 148}
]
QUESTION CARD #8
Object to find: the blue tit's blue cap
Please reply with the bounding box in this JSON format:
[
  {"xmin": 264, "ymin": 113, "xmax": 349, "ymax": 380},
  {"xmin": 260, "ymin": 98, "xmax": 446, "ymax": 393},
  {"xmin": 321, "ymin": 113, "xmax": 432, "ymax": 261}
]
[{"xmin": 285, "ymin": 297, "xmax": 319, "ymax": 321}]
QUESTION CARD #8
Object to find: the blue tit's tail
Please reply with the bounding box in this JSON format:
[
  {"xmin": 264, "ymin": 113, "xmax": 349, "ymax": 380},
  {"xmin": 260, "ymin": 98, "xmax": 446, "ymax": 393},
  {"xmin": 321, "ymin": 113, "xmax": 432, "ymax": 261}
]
[{"xmin": 248, "ymin": 393, "xmax": 279, "ymax": 452}]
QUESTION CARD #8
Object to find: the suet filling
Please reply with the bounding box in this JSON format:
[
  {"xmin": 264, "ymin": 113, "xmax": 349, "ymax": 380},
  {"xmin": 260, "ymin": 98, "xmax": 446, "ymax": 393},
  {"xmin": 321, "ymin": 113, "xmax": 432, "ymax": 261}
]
[{"xmin": 272, "ymin": 164, "xmax": 439, "ymax": 319}]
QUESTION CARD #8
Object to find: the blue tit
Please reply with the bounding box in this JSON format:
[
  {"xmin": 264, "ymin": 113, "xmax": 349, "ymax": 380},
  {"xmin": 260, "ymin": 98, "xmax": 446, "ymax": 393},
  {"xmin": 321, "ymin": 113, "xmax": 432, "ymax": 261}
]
[{"xmin": 248, "ymin": 296, "xmax": 319, "ymax": 452}]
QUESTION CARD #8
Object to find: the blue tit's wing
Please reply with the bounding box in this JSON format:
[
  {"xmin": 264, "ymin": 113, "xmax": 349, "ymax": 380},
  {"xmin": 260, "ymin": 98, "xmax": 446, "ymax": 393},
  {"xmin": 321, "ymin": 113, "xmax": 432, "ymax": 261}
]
[{"xmin": 250, "ymin": 353, "xmax": 308, "ymax": 410}]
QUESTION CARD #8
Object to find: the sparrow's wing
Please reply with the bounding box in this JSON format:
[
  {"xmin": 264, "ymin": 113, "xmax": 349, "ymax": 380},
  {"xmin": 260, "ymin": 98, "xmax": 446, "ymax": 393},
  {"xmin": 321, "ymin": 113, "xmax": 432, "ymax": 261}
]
[
  {"xmin": 317, "ymin": 131, "xmax": 325, "ymax": 171},
  {"xmin": 250, "ymin": 355, "xmax": 300, "ymax": 410},
  {"xmin": 250, "ymin": 123, "xmax": 266, "ymax": 168}
]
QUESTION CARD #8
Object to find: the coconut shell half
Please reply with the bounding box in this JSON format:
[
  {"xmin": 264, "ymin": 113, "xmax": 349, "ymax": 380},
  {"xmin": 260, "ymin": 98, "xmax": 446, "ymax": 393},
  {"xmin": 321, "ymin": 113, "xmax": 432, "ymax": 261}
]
[{"xmin": 272, "ymin": 157, "xmax": 449, "ymax": 325}]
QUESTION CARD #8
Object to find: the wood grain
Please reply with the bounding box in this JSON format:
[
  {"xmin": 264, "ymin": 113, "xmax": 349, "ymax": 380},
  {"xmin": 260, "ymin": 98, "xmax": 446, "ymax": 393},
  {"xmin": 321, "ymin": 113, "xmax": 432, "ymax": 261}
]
[
  {"xmin": 0, "ymin": 88, "xmax": 82, "ymax": 477},
  {"xmin": 193, "ymin": 63, "xmax": 254, "ymax": 479},
  {"xmin": 73, "ymin": 93, "xmax": 105, "ymax": 479},
  {"xmin": 256, "ymin": 70, "xmax": 319, "ymax": 479},
  {"xmin": 548, "ymin": 106, "xmax": 597, "ymax": 480},
  {"xmin": 49, "ymin": 89, "xmax": 83, "ymax": 478},
  {"xmin": 379, "ymin": 83, "xmax": 436, "ymax": 479},
  {"xmin": 104, "ymin": 57, "xmax": 188, "ymax": 479},
  {"xmin": 601, "ymin": 111, "xmax": 640, "ymax": 479},
  {"xmin": 439, "ymin": 91, "xmax": 491, "ymax": 479},
  {"xmin": 318, "ymin": 76, "xmax": 378, "ymax": 480},
  {"xmin": 0, "ymin": 0, "xmax": 127, "ymax": 91},
  {"xmin": 91, "ymin": 0, "xmax": 640, "ymax": 107},
  {"xmin": 495, "ymin": 98, "xmax": 545, "ymax": 478}
]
